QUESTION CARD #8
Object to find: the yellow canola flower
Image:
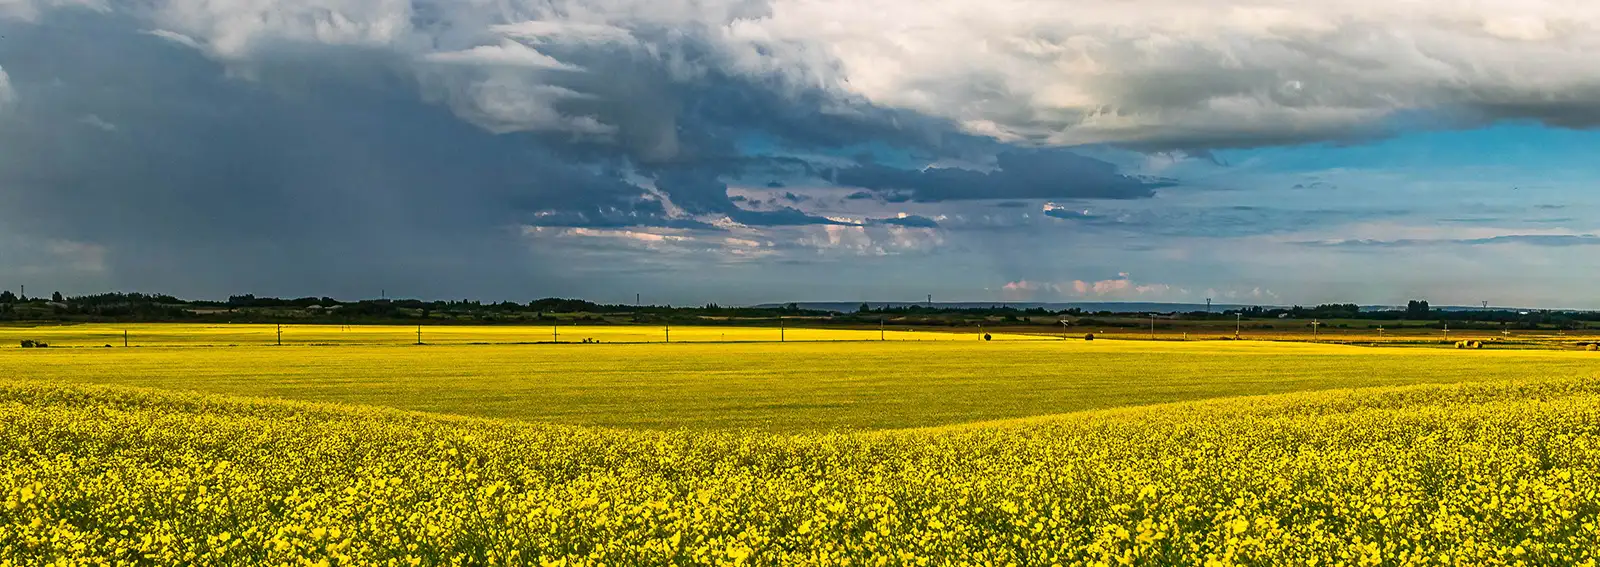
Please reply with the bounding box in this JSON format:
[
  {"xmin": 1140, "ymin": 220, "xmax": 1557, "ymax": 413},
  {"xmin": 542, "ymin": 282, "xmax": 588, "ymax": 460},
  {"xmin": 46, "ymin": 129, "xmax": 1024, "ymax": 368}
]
[{"xmin": 1, "ymin": 377, "xmax": 1600, "ymax": 565}]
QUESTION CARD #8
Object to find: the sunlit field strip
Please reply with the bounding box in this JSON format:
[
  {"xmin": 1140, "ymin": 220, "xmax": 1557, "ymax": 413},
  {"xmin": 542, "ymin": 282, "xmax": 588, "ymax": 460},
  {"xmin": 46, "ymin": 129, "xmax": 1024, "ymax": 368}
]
[
  {"xmin": 5, "ymin": 339, "xmax": 1598, "ymax": 431},
  {"xmin": 0, "ymin": 323, "xmax": 1051, "ymax": 348}
]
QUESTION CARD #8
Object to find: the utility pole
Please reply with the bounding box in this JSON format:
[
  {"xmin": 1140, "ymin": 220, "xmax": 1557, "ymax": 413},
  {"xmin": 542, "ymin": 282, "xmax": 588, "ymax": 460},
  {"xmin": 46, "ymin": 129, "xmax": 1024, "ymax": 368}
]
[
  {"xmin": 1061, "ymin": 320, "xmax": 1069, "ymax": 339},
  {"xmin": 123, "ymin": 330, "xmax": 128, "ymax": 348},
  {"xmin": 415, "ymin": 325, "xmax": 422, "ymax": 345},
  {"xmin": 1150, "ymin": 314, "xmax": 1156, "ymax": 340},
  {"xmin": 553, "ymin": 324, "xmax": 559, "ymax": 343},
  {"xmin": 277, "ymin": 324, "xmax": 283, "ymax": 346},
  {"xmin": 1206, "ymin": 298, "xmax": 1212, "ymax": 313},
  {"xmin": 636, "ymin": 293, "xmax": 641, "ymax": 307},
  {"xmin": 1443, "ymin": 323, "xmax": 1450, "ymax": 342},
  {"xmin": 880, "ymin": 318, "xmax": 885, "ymax": 341},
  {"xmin": 665, "ymin": 322, "xmax": 670, "ymax": 343},
  {"xmin": 1235, "ymin": 313, "xmax": 1242, "ymax": 339},
  {"xmin": 1311, "ymin": 319, "xmax": 1321, "ymax": 340},
  {"xmin": 927, "ymin": 294, "xmax": 932, "ymax": 308},
  {"xmin": 780, "ymin": 315, "xmax": 785, "ymax": 342},
  {"xmin": 1378, "ymin": 326, "xmax": 1385, "ymax": 338}
]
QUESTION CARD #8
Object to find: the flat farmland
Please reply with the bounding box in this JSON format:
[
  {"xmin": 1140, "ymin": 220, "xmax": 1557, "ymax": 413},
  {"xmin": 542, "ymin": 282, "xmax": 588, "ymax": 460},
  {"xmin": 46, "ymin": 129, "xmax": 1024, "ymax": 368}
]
[
  {"xmin": 3, "ymin": 331, "xmax": 1597, "ymax": 431},
  {"xmin": 0, "ymin": 322, "xmax": 1043, "ymax": 348},
  {"xmin": 6, "ymin": 332, "xmax": 1600, "ymax": 565}
]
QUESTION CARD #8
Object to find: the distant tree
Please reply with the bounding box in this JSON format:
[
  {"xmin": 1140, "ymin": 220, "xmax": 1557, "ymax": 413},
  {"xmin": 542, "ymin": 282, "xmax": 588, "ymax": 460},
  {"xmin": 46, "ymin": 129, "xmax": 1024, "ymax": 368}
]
[
  {"xmin": 0, "ymin": 291, "xmax": 13, "ymax": 304},
  {"xmin": 1406, "ymin": 300, "xmax": 1431, "ymax": 319},
  {"xmin": 51, "ymin": 291, "xmax": 64, "ymax": 303},
  {"xmin": 857, "ymin": 303, "xmax": 871, "ymax": 314}
]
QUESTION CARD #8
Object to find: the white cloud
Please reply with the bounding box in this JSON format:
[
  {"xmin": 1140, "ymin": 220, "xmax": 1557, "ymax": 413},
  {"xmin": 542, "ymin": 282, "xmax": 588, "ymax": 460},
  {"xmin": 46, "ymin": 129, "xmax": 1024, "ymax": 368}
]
[
  {"xmin": 23, "ymin": 0, "xmax": 1600, "ymax": 149},
  {"xmin": 424, "ymin": 40, "xmax": 577, "ymax": 70},
  {"xmin": 142, "ymin": 29, "xmax": 204, "ymax": 51},
  {"xmin": 490, "ymin": 21, "xmax": 636, "ymax": 46},
  {"xmin": 1004, "ymin": 272, "xmax": 1184, "ymax": 300},
  {"xmin": 522, "ymin": 225, "xmax": 779, "ymax": 261},
  {"xmin": 790, "ymin": 223, "xmax": 943, "ymax": 256},
  {"xmin": 0, "ymin": 0, "xmax": 105, "ymax": 22},
  {"xmin": 77, "ymin": 114, "xmax": 117, "ymax": 131},
  {"xmin": 735, "ymin": 0, "xmax": 1600, "ymax": 148},
  {"xmin": 0, "ymin": 65, "xmax": 14, "ymax": 110},
  {"xmin": 145, "ymin": 0, "xmax": 415, "ymax": 60}
]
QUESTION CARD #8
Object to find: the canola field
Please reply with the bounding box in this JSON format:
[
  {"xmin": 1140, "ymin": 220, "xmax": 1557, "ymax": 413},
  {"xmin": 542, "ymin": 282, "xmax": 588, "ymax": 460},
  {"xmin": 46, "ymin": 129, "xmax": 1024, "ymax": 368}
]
[
  {"xmin": 3, "ymin": 329, "xmax": 1600, "ymax": 565},
  {"xmin": 0, "ymin": 323, "xmax": 1045, "ymax": 348},
  {"xmin": 4, "ymin": 378, "xmax": 1600, "ymax": 566},
  {"xmin": 5, "ymin": 337, "xmax": 1600, "ymax": 430}
]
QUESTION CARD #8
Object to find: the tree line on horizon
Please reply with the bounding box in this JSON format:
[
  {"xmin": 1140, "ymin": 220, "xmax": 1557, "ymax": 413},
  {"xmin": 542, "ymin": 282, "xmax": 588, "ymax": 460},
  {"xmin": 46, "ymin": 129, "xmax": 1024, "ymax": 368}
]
[{"xmin": 1, "ymin": 291, "xmax": 1598, "ymax": 328}]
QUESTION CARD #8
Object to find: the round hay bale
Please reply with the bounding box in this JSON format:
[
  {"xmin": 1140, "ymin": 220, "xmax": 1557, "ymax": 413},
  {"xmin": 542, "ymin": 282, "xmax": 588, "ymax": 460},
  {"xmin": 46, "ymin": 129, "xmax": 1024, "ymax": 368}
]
[{"xmin": 1084, "ymin": 333, "xmax": 1095, "ymax": 341}]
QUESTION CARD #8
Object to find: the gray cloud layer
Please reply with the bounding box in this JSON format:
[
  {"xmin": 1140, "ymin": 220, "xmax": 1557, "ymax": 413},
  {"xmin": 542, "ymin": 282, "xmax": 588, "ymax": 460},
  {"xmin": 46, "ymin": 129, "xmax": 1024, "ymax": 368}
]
[
  {"xmin": 7, "ymin": 0, "xmax": 1600, "ymax": 300},
  {"xmin": 835, "ymin": 150, "xmax": 1168, "ymax": 202},
  {"xmin": 0, "ymin": 6, "xmax": 1161, "ymax": 298}
]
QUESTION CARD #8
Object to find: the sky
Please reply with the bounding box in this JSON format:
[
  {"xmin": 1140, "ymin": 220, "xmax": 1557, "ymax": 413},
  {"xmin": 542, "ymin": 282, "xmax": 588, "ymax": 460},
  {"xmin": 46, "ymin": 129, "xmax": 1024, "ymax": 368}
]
[{"xmin": 3, "ymin": 1, "xmax": 1600, "ymax": 308}]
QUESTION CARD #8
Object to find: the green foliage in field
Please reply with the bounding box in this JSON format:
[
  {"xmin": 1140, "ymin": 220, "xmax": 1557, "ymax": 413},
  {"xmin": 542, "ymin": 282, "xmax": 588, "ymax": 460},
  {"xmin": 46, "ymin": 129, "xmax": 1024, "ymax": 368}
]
[
  {"xmin": 5, "ymin": 340, "xmax": 1600, "ymax": 431},
  {"xmin": 4, "ymin": 378, "xmax": 1600, "ymax": 566}
]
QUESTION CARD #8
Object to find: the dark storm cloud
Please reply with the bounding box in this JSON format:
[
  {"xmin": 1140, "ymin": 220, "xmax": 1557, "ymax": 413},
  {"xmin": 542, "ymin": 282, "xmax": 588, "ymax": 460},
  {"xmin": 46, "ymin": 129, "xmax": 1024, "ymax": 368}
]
[
  {"xmin": 868, "ymin": 215, "xmax": 940, "ymax": 228},
  {"xmin": 448, "ymin": 24, "xmax": 954, "ymax": 169},
  {"xmin": 1042, "ymin": 207, "xmax": 1099, "ymax": 220},
  {"xmin": 834, "ymin": 149, "xmax": 1168, "ymax": 202},
  {"xmin": 0, "ymin": 13, "xmax": 682, "ymax": 297},
  {"xmin": 0, "ymin": 8, "xmax": 974, "ymax": 297},
  {"xmin": 1467, "ymin": 100, "xmax": 1600, "ymax": 130},
  {"xmin": 651, "ymin": 169, "xmax": 850, "ymax": 226}
]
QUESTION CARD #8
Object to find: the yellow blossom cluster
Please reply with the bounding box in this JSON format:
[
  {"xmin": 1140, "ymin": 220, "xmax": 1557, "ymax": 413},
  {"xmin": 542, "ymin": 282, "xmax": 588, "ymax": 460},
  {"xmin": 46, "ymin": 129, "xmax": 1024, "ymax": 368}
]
[{"xmin": 3, "ymin": 377, "xmax": 1599, "ymax": 566}]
